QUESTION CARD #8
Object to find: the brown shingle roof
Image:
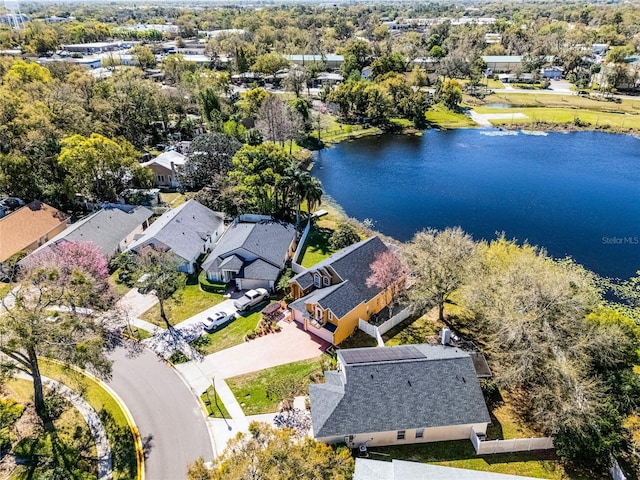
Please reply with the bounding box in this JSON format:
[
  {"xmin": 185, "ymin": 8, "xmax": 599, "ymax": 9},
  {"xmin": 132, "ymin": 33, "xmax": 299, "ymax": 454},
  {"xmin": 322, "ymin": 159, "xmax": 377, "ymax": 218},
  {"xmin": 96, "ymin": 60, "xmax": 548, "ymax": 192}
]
[{"xmin": 0, "ymin": 201, "xmax": 68, "ymax": 261}]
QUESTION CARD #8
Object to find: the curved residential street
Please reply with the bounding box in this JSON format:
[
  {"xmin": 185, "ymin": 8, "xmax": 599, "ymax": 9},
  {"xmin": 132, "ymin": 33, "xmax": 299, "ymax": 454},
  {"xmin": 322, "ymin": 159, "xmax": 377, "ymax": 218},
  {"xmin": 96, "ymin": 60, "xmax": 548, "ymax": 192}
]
[{"xmin": 108, "ymin": 346, "xmax": 213, "ymax": 480}]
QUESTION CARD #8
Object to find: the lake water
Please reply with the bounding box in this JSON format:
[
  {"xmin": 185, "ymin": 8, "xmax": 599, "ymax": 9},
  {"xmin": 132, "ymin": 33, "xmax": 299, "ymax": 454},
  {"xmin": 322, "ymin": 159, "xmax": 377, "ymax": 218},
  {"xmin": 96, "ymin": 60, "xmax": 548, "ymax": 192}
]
[{"xmin": 312, "ymin": 129, "xmax": 640, "ymax": 279}]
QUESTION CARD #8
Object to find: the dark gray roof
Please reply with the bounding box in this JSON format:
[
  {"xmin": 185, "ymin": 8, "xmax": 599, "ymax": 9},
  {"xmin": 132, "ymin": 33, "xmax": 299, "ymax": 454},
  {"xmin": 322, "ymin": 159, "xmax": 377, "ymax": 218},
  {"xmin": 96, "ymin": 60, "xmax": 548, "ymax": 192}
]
[
  {"xmin": 354, "ymin": 459, "xmax": 542, "ymax": 480},
  {"xmin": 31, "ymin": 206, "xmax": 153, "ymax": 257},
  {"xmin": 128, "ymin": 200, "xmax": 224, "ymax": 262},
  {"xmin": 290, "ymin": 237, "xmax": 389, "ymax": 319},
  {"xmin": 219, "ymin": 254, "xmax": 243, "ymax": 272},
  {"xmin": 244, "ymin": 258, "xmax": 281, "ymax": 281},
  {"xmin": 288, "ymin": 283, "xmax": 343, "ymax": 314},
  {"xmin": 309, "ymin": 344, "xmax": 490, "ymax": 438},
  {"xmin": 202, "ymin": 220, "xmax": 295, "ymax": 272}
]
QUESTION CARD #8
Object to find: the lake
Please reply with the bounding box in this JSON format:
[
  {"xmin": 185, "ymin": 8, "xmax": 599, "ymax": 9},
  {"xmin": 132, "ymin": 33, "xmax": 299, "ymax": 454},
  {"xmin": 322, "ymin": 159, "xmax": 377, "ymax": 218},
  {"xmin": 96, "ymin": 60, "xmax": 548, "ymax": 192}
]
[{"xmin": 312, "ymin": 129, "xmax": 640, "ymax": 279}]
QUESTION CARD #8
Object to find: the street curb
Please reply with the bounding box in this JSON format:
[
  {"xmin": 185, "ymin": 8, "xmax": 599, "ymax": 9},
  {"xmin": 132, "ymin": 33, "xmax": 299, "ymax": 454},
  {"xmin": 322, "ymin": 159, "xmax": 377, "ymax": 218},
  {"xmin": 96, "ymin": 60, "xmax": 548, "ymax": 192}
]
[{"xmin": 47, "ymin": 359, "xmax": 145, "ymax": 480}]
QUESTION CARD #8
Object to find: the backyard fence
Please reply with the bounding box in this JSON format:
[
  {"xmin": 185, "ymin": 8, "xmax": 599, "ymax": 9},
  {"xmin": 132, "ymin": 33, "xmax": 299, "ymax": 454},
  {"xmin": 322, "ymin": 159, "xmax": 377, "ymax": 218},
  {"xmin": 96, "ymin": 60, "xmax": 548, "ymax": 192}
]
[
  {"xmin": 611, "ymin": 458, "xmax": 628, "ymax": 480},
  {"xmin": 470, "ymin": 429, "xmax": 553, "ymax": 455},
  {"xmin": 291, "ymin": 220, "xmax": 312, "ymax": 274},
  {"xmin": 358, "ymin": 308, "xmax": 412, "ymax": 346}
]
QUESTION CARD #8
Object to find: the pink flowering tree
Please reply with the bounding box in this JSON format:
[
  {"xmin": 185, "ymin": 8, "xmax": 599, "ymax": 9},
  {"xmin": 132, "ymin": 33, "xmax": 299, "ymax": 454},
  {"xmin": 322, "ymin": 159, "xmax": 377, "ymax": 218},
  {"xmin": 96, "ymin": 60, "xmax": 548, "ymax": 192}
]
[
  {"xmin": 1, "ymin": 241, "xmax": 115, "ymax": 418},
  {"xmin": 366, "ymin": 249, "xmax": 409, "ymax": 318}
]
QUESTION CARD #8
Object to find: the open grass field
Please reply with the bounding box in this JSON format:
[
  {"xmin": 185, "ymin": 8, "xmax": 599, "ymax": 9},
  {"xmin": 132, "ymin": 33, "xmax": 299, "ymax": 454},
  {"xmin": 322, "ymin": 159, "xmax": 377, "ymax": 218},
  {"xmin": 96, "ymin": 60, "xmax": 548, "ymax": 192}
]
[
  {"xmin": 227, "ymin": 357, "xmax": 324, "ymax": 415},
  {"xmin": 426, "ymin": 105, "xmax": 478, "ymax": 128},
  {"xmin": 475, "ymin": 106, "xmax": 639, "ymax": 129}
]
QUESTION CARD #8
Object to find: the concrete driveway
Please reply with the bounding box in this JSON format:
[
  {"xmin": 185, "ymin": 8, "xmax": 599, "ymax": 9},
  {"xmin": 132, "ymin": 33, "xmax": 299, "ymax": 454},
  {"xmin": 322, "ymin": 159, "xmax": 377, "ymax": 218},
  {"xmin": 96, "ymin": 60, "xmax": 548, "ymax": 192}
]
[{"xmin": 172, "ymin": 299, "xmax": 237, "ymax": 334}]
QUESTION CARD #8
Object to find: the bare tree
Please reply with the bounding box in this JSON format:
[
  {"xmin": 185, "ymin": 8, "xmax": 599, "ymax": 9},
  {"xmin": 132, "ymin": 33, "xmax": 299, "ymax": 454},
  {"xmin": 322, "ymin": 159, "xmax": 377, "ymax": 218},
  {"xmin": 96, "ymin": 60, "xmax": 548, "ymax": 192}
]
[
  {"xmin": 404, "ymin": 227, "xmax": 477, "ymax": 321},
  {"xmin": 255, "ymin": 96, "xmax": 302, "ymax": 150}
]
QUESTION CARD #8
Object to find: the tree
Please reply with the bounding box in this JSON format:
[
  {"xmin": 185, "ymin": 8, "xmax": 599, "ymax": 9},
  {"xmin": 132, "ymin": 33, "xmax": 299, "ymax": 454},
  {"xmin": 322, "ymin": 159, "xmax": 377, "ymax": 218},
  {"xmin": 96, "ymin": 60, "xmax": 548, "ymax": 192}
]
[
  {"xmin": 367, "ymin": 249, "xmax": 409, "ymax": 317},
  {"xmin": 251, "ymin": 53, "xmax": 290, "ymax": 78},
  {"xmin": 188, "ymin": 422, "xmax": 354, "ymax": 480},
  {"xmin": 178, "ymin": 132, "xmax": 242, "ymax": 190},
  {"xmin": 130, "ymin": 45, "xmax": 156, "ymax": 70},
  {"xmin": 162, "ymin": 54, "xmax": 195, "ymax": 85},
  {"xmin": 370, "ymin": 52, "xmax": 406, "ymax": 79},
  {"xmin": 238, "ymin": 87, "xmax": 268, "ymax": 118},
  {"xmin": 437, "ymin": 78, "xmax": 463, "ymax": 111},
  {"xmin": 339, "ymin": 39, "xmax": 372, "ymax": 76},
  {"xmin": 0, "ymin": 242, "xmax": 115, "ymax": 418},
  {"xmin": 58, "ymin": 133, "xmax": 148, "ymax": 202},
  {"xmin": 229, "ymin": 143, "xmax": 293, "ymax": 216},
  {"xmin": 132, "ymin": 246, "xmax": 187, "ymax": 328},
  {"xmin": 255, "ymin": 96, "xmax": 302, "ymax": 151},
  {"xmin": 330, "ymin": 223, "xmax": 360, "ymax": 250},
  {"xmin": 287, "ymin": 167, "xmax": 323, "ymax": 225},
  {"xmin": 404, "ymin": 227, "xmax": 477, "ymax": 321}
]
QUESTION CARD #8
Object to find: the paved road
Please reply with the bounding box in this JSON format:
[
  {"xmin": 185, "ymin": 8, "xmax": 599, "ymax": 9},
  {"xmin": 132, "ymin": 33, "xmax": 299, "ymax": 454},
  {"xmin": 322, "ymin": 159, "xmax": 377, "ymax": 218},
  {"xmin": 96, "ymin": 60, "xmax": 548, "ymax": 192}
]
[{"xmin": 108, "ymin": 347, "xmax": 213, "ymax": 480}]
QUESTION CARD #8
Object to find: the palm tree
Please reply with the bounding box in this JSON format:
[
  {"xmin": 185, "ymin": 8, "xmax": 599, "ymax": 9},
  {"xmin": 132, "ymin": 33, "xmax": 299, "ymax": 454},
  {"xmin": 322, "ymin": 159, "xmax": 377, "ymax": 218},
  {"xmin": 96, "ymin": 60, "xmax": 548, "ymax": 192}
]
[
  {"xmin": 302, "ymin": 174, "xmax": 323, "ymax": 218},
  {"xmin": 285, "ymin": 164, "xmax": 323, "ymax": 226}
]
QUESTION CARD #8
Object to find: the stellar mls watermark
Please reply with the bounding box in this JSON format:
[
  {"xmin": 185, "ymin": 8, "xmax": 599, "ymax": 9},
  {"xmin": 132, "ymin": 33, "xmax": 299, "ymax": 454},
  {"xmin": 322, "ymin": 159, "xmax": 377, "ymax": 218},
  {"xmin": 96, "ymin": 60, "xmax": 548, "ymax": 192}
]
[{"xmin": 602, "ymin": 236, "xmax": 639, "ymax": 245}]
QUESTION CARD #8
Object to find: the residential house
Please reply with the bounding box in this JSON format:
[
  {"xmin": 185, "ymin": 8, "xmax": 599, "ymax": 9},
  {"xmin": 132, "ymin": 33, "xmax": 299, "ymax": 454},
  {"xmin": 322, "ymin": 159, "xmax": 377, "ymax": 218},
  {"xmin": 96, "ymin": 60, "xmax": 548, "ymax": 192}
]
[
  {"xmin": 126, "ymin": 200, "xmax": 224, "ymax": 274},
  {"xmin": 29, "ymin": 205, "xmax": 153, "ymax": 259},
  {"xmin": 482, "ymin": 55, "xmax": 523, "ymax": 73},
  {"xmin": 354, "ymin": 459, "xmax": 541, "ymax": 480},
  {"xmin": 141, "ymin": 150, "xmax": 187, "ymax": 188},
  {"xmin": 0, "ymin": 201, "xmax": 69, "ymax": 263},
  {"xmin": 283, "ymin": 54, "xmax": 344, "ymax": 70},
  {"xmin": 202, "ymin": 219, "xmax": 296, "ymax": 291},
  {"xmin": 309, "ymin": 344, "xmax": 491, "ymax": 447},
  {"xmin": 288, "ymin": 237, "xmax": 390, "ymax": 345},
  {"xmin": 541, "ymin": 66, "xmax": 563, "ymax": 79}
]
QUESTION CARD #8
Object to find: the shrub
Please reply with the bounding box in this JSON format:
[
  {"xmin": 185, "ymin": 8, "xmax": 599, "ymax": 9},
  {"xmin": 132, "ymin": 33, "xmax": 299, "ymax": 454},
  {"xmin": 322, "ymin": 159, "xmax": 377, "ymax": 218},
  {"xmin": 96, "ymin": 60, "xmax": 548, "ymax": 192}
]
[{"xmin": 330, "ymin": 223, "xmax": 360, "ymax": 250}]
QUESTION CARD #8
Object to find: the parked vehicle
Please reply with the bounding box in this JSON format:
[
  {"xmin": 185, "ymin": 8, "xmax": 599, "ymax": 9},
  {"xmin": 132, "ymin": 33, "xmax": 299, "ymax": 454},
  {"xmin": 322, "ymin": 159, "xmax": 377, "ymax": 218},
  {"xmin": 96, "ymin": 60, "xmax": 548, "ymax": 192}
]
[
  {"xmin": 202, "ymin": 311, "xmax": 235, "ymax": 332},
  {"xmin": 234, "ymin": 288, "xmax": 269, "ymax": 312}
]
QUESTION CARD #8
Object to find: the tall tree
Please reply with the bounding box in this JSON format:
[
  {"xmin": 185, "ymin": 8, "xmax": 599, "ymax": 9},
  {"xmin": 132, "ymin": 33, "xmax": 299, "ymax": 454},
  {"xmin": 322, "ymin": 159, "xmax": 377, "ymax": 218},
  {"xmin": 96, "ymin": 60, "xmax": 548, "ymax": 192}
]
[
  {"xmin": 404, "ymin": 227, "xmax": 477, "ymax": 321},
  {"xmin": 177, "ymin": 132, "xmax": 242, "ymax": 190},
  {"xmin": 58, "ymin": 133, "xmax": 151, "ymax": 202},
  {"xmin": 132, "ymin": 246, "xmax": 187, "ymax": 328},
  {"xmin": 0, "ymin": 242, "xmax": 115, "ymax": 418},
  {"xmin": 255, "ymin": 96, "xmax": 302, "ymax": 150}
]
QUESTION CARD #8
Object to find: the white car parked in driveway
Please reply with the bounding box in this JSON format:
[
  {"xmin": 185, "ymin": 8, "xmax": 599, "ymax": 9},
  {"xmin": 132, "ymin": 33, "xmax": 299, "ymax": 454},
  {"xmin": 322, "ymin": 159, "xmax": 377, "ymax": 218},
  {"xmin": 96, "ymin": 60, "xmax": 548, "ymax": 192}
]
[
  {"xmin": 233, "ymin": 288, "xmax": 269, "ymax": 312},
  {"xmin": 202, "ymin": 311, "xmax": 236, "ymax": 332}
]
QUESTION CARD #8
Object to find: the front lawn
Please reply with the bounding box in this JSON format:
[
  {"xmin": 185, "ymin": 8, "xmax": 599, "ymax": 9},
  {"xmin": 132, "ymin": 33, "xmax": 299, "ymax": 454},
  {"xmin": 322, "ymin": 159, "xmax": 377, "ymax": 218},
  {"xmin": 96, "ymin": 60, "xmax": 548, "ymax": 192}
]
[
  {"xmin": 140, "ymin": 275, "xmax": 225, "ymax": 328},
  {"xmin": 227, "ymin": 357, "xmax": 324, "ymax": 415},
  {"xmin": 109, "ymin": 270, "xmax": 132, "ymax": 297},
  {"xmin": 200, "ymin": 388, "xmax": 231, "ymax": 419},
  {"xmin": 371, "ymin": 441, "xmax": 588, "ymax": 479},
  {"xmin": 191, "ymin": 308, "xmax": 263, "ymax": 356}
]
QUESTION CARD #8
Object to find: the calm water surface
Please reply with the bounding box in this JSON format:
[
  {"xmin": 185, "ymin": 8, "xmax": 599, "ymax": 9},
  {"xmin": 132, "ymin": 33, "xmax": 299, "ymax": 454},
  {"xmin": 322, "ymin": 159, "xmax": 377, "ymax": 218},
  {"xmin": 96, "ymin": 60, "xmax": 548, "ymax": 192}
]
[{"xmin": 312, "ymin": 129, "xmax": 640, "ymax": 279}]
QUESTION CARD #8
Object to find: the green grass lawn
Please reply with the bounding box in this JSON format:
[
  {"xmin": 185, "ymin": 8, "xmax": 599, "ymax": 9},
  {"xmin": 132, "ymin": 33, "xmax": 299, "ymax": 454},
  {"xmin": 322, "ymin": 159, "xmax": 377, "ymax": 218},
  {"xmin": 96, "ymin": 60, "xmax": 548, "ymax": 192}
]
[
  {"xmin": 192, "ymin": 307, "xmax": 264, "ymax": 356},
  {"xmin": 426, "ymin": 104, "xmax": 477, "ymax": 129},
  {"xmin": 0, "ymin": 281, "xmax": 11, "ymax": 298},
  {"xmin": 339, "ymin": 329, "xmax": 378, "ymax": 349},
  {"xmin": 227, "ymin": 357, "xmax": 324, "ymax": 415},
  {"xmin": 384, "ymin": 311, "xmax": 445, "ymax": 346},
  {"xmin": 371, "ymin": 441, "xmax": 590, "ymax": 479},
  {"xmin": 200, "ymin": 388, "xmax": 232, "ymax": 419},
  {"xmin": 38, "ymin": 359, "xmax": 138, "ymax": 480},
  {"xmin": 140, "ymin": 275, "xmax": 225, "ymax": 328},
  {"xmin": 159, "ymin": 192, "xmax": 187, "ymax": 207},
  {"xmin": 487, "ymin": 393, "xmax": 539, "ymax": 441},
  {"xmin": 109, "ymin": 270, "xmax": 132, "ymax": 297},
  {"xmin": 482, "ymin": 92, "xmax": 640, "ymax": 113},
  {"xmin": 299, "ymin": 226, "xmax": 338, "ymax": 268},
  {"xmin": 487, "ymin": 78, "xmax": 504, "ymax": 89},
  {"xmin": 320, "ymin": 114, "xmax": 382, "ymax": 143},
  {"xmin": 474, "ymin": 106, "xmax": 640, "ymax": 130},
  {"xmin": 122, "ymin": 324, "xmax": 153, "ymax": 341}
]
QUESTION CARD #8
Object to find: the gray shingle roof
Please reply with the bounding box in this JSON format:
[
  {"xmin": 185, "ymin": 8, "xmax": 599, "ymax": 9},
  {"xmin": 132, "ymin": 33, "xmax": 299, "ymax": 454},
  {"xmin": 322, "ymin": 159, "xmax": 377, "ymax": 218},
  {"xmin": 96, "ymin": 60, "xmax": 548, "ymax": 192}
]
[
  {"xmin": 309, "ymin": 344, "xmax": 490, "ymax": 439},
  {"xmin": 31, "ymin": 206, "xmax": 152, "ymax": 257},
  {"xmin": 354, "ymin": 459, "xmax": 542, "ymax": 480},
  {"xmin": 202, "ymin": 220, "xmax": 295, "ymax": 273},
  {"xmin": 127, "ymin": 200, "xmax": 224, "ymax": 262},
  {"xmin": 244, "ymin": 258, "xmax": 281, "ymax": 281},
  {"xmin": 290, "ymin": 237, "xmax": 389, "ymax": 318},
  {"xmin": 219, "ymin": 254, "xmax": 243, "ymax": 272}
]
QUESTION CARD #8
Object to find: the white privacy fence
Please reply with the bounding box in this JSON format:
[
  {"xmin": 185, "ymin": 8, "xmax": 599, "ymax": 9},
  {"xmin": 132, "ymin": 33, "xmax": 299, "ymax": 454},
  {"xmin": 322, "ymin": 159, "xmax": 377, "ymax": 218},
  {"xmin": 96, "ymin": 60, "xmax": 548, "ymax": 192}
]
[
  {"xmin": 291, "ymin": 220, "xmax": 312, "ymax": 274},
  {"xmin": 470, "ymin": 429, "xmax": 553, "ymax": 455},
  {"xmin": 358, "ymin": 308, "xmax": 412, "ymax": 346},
  {"xmin": 611, "ymin": 458, "xmax": 627, "ymax": 480}
]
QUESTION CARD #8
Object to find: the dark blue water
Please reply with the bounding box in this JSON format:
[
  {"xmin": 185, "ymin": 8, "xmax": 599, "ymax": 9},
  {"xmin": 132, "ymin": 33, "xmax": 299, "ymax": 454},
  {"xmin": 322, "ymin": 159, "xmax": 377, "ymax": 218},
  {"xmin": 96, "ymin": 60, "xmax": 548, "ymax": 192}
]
[{"xmin": 312, "ymin": 129, "xmax": 640, "ymax": 279}]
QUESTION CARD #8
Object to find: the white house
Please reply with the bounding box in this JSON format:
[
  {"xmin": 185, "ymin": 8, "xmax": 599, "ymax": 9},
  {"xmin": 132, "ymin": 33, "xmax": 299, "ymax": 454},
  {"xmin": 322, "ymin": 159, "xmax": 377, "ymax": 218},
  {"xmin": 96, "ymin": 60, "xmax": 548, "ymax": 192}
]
[
  {"xmin": 141, "ymin": 150, "xmax": 187, "ymax": 188},
  {"xmin": 126, "ymin": 200, "xmax": 225, "ymax": 274},
  {"xmin": 309, "ymin": 344, "xmax": 491, "ymax": 448}
]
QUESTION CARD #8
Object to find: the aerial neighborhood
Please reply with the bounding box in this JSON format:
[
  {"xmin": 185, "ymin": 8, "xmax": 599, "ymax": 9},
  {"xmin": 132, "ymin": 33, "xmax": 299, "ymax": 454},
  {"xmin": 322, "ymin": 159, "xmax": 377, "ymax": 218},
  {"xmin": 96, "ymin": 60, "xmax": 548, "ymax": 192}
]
[{"xmin": 0, "ymin": 1, "xmax": 639, "ymax": 479}]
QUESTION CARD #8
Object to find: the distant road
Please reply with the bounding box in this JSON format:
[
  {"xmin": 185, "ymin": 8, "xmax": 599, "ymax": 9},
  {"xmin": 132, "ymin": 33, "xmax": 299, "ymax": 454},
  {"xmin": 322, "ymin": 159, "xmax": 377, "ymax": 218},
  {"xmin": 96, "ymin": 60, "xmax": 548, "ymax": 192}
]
[{"xmin": 108, "ymin": 347, "xmax": 213, "ymax": 480}]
